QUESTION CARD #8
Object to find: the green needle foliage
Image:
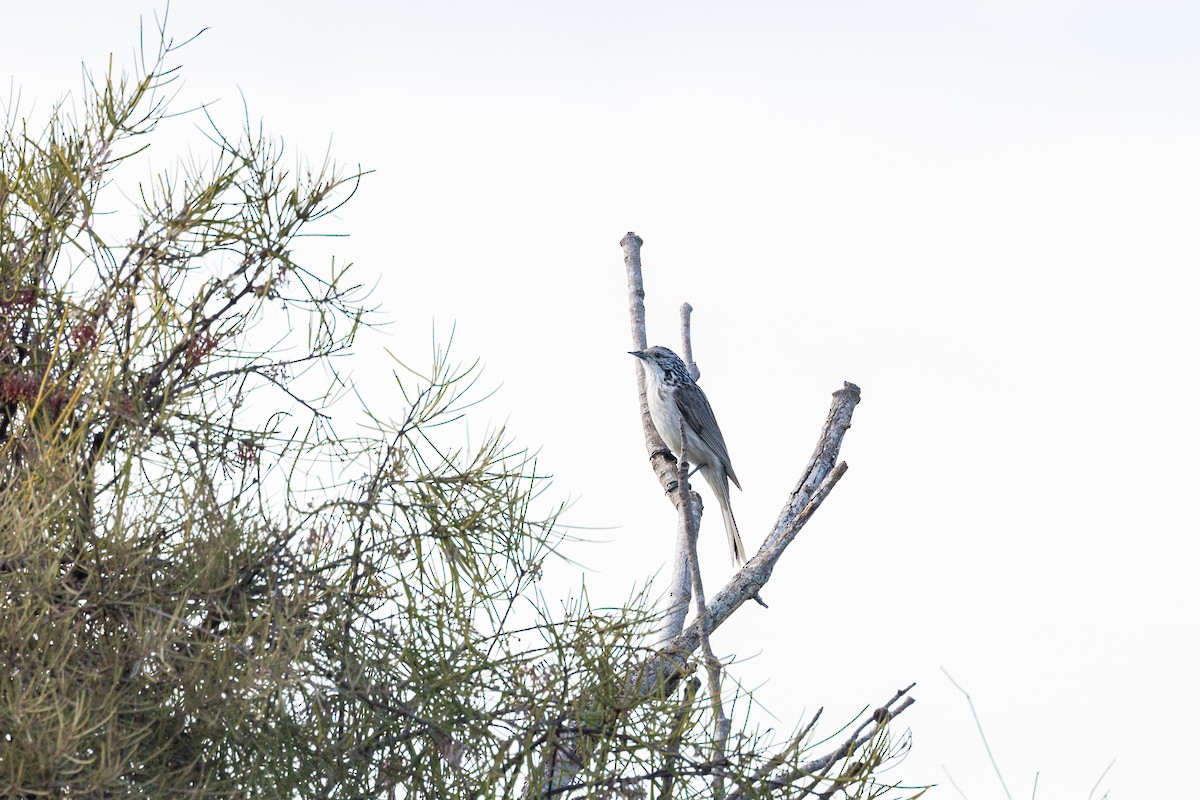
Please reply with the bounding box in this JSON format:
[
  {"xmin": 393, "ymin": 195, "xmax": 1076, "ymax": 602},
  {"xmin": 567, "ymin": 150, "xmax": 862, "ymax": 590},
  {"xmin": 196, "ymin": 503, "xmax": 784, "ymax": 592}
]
[{"xmin": 0, "ymin": 18, "xmax": 920, "ymax": 800}]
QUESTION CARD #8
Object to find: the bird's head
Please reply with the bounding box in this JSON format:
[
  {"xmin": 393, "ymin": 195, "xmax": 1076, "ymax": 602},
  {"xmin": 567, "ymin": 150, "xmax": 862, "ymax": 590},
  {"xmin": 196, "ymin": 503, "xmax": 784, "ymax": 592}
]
[{"xmin": 629, "ymin": 346, "xmax": 690, "ymax": 384}]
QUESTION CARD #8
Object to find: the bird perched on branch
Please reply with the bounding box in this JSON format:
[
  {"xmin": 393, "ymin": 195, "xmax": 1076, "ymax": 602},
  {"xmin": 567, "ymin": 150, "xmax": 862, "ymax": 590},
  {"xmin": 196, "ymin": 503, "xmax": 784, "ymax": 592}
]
[{"xmin": 630, "ymin": 346, "xmax": 745, "ymax": 565}]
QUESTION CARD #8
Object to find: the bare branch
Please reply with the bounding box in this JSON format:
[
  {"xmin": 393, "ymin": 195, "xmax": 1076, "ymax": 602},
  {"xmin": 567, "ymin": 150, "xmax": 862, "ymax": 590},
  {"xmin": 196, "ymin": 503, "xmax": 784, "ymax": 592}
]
[
  {"xmin": 942, "ymin": 765, "xmax": 970, "ymax": 799},
  {"xmin": 679, "ymin": 302, "xmax": 699, "ymax": 381},
  {"xmin": 622, "ymin": 232, "xmax": 648, "ymax": 353},
  {"xmin": 942, "ymin": 667, "xmax": 1013, "ymax": 800},
  {"xmin": 766, "ymin": 381, "xmax": 861, "ymax": 551},
  {"xmin": 623, "ymin": 232, "xmax": 693, "ymax": 641},
  {"xmin": 728, "ymin": 685, "xmax": 917, "ymax": 800},
  {"xmin": 659, "ymin": 677, "xmax": 700, "ymax": 799},
  {"xmin": 622, "ymin": 232, "xmax": 661, "ymax": 454},
  {"xmin": 1088, "ymin": 759, "xmax": 1115, "ymax": 800},
  {"xmin": 678, "ymin": 417, "xmax": 731, "ymax": 798},
  {"xmin": 662, "ymin": 302, "xmax": 702, "ymax": 643}
]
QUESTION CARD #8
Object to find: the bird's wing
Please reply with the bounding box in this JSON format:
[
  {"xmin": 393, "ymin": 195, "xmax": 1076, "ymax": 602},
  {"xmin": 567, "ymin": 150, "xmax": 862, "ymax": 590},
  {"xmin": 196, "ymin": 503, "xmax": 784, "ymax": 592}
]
[{"xmin": 676, "ymin": 383, "xmax": 741, "ymax": 489}]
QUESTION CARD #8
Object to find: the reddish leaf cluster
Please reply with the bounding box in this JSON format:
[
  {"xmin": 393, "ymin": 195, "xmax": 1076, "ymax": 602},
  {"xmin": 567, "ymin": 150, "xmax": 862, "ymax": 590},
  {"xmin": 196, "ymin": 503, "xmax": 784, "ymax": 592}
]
[
  {"xmin": 234, "ymin": 438, "xmax": 259, "ymax": 468},
  {"xmin": 0, "ymin": 288, "xmax": 36, "ymax": 310},
  {"xmin": 185, "ymin": 332, "xmax": 220, "ymax": 367},
  {"xmin": 70, "ymin": 321, "xmax": 99, "ymax": 350},
  {"xmin": 0, "ymin": 372, "xmax": 40, "ymax": 405},
  {"xmin": 0, "ymin": 289, "xmax": 37, "ymax": 351}
]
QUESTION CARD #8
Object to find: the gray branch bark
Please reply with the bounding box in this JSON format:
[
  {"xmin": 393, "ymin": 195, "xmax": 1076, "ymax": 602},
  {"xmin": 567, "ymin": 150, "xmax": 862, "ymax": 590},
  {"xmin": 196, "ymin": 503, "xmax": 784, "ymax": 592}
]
[{"xmin": 622, "ymin": 232, "xmax": 694, "ymax": 641}]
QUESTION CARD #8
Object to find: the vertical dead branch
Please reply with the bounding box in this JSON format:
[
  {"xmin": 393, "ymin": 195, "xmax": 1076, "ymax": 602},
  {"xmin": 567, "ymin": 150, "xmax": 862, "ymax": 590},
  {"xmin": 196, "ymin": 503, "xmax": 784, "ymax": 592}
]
[
  {"xmin": 623, "ymin": 232, "xmax": 648, "ymax": 354},
  {"xmin": 679, "ymin": 302, "xmax": 699, "ymax": 381},
  {"xmin": 623, "ymin": 231, "xmax": 693, "ymax": 641},
  {"xmin": 678, "ymin": 418, "xmax": 731, "ymax": 798}
]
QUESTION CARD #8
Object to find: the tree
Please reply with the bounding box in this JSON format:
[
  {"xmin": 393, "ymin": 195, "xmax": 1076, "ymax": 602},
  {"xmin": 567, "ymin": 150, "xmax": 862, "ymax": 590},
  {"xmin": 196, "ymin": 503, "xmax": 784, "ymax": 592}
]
[{"xmin": 1, "ymin": 18, "xmax": 918, "ymax": 798}]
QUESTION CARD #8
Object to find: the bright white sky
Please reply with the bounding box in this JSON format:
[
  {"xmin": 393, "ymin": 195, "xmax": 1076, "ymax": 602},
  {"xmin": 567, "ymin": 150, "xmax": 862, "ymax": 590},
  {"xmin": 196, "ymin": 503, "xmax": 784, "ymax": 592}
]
[{"xmin": 6, "ymin": 2, "xmax": 1199, "ymax": 796}]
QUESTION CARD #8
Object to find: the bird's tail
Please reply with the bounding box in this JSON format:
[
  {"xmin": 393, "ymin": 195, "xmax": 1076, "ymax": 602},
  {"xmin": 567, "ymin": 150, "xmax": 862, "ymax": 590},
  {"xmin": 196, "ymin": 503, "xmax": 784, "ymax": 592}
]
[
  {"xmin": 721, "ymin": 497, "xmax": 746, "ymax": 566},
  {"xmin": 708, "ymin": 470, "xmax": 746, "ymax": 566}
]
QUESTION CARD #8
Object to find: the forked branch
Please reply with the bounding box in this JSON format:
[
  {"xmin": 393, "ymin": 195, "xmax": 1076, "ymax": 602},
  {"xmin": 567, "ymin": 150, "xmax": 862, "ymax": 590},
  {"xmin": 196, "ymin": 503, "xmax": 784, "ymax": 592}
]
[{"xmin": 531, "ymin": 232, "xmax": 914, "ymax": 799}]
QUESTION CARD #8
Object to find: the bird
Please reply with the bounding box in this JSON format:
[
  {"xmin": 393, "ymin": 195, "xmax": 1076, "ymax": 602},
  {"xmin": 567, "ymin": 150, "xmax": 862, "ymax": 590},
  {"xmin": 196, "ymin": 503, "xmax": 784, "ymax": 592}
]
[{"xmin": 630, "ymin": 345, "xmax": 746, "ymax": 565}]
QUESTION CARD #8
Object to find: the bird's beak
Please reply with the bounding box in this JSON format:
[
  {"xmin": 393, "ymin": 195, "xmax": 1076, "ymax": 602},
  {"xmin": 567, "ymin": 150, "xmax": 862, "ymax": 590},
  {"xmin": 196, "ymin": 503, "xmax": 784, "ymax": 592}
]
[{"xmin": 628, "ymin": 350, "xmax": 646, "ymax": 360}]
